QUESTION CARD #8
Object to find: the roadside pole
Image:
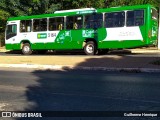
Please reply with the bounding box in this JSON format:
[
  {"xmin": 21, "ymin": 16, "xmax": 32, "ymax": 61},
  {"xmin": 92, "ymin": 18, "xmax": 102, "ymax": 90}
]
[{"xmin": 158, "ymin": 6, "xmax": 160, "ymax": 49}]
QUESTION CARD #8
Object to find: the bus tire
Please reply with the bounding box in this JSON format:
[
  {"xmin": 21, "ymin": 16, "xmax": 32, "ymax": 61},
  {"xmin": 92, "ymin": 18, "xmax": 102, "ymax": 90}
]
[
  {"xmin": 22, "ymin": 43, "xmax": 32, "ymax": 55},
  {"xmin": 84, "ymin": 41, "xmax": 97, "ymax": 55}
]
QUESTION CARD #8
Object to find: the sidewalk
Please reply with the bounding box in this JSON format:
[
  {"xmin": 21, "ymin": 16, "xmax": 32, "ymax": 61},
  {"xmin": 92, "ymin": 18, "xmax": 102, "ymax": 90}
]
[{"xmin": 0, "ymin": 47, "xmax": 160, "ymax": 72}]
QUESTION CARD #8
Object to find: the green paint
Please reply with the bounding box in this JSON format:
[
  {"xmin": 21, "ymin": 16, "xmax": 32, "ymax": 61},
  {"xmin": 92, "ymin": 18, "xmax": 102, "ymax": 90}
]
[{"xmin": 5, "ymin": 44, "xmax": 20, "ymax": 50}]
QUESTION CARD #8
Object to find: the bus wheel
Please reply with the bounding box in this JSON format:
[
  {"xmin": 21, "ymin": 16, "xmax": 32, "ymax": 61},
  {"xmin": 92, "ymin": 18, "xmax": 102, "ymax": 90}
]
[
  {"xmin": 22, "ymin": 43, "xmax": 32, "ymax": 55},
  {"xmin": 84, "ymin": 41, "xmax": 96, "ymax": 55}
]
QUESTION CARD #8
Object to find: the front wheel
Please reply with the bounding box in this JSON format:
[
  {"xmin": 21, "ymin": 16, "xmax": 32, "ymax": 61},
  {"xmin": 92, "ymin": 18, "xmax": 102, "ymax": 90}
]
[
  {"xmin": 84, "ymin": 41, "xmax": 97, "ymax": 55},
  {"xmin": 22, "ymin": 43, "xmax": 32, "ymax": 55}
]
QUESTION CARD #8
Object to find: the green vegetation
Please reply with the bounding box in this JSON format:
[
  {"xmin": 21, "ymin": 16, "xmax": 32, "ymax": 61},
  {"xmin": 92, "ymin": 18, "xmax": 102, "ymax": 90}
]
[{"xmin": 0, "ymin": 0, "xmax": 160, "ymax": 46}]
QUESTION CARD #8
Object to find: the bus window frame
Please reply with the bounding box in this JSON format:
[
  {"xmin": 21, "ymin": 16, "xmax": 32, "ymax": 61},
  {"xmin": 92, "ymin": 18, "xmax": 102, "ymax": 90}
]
[
  {"xmin": 84, "ymin": 13, "xmax": 103, "ymax": 29},
  {"xmin": 20, "ymin": 20, "xmax": 32, "ymax": 33},
  {"xmin": 33, "ymin": 18, "xmax": 47, "ymax": 32},
  {"xmin": 104, "ymin": 11, "xmax": 125, "ymax": 28},
  {"xmin": 126, "ymin": 9, "xmax": 144, "ymax": 27},
  {"xmin": 66, "ymin": 15, "xmax": 83, "ymax": 30},
  {"xmin": 49, "ymin": 17, "xmax": 64, "ymax": 31}
]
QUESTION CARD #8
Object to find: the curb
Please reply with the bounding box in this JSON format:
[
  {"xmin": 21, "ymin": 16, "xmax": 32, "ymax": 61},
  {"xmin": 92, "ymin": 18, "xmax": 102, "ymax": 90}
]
[{"xmin": 0, "ymin": 64, "xmax": 160, "ymax": 73}]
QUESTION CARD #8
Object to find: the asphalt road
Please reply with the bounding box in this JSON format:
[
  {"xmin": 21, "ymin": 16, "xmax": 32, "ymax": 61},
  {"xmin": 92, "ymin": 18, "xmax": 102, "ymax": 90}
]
[{"xmin": 0, "ymin": 68, "xmax": 160, "ymax": 120}]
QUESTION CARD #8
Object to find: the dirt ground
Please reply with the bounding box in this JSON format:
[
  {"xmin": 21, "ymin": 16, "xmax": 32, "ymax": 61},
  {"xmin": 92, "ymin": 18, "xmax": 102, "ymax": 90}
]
[
  {"xmin": 0, "ymin": 56, "xmax": 88, "ymax": 66},
  {"xmin": 0, "ymin": 47, "xmax": 160, "ymax": 69}
]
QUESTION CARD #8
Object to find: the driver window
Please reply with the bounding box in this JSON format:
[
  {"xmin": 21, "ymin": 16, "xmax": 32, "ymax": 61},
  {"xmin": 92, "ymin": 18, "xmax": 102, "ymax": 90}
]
[{"xmin": 6, "ymin": 24, "xmax": 17, "ymax": 40}]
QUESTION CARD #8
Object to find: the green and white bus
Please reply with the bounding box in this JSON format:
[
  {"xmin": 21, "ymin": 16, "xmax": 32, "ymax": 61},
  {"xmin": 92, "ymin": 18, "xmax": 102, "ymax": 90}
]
[{"xmin": 5, "ymin": 4, "xmax": 158, "ymax": 55}]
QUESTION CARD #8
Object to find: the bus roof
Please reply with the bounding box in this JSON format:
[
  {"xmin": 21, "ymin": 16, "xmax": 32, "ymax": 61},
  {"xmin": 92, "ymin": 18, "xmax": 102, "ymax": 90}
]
[
  {"xmin": 8, "ymin": 4, "xmax": 156, "ymax": 21},
  {"xmin": 54, "ymin": 8, "xmax": 95, "ymax": 13}
]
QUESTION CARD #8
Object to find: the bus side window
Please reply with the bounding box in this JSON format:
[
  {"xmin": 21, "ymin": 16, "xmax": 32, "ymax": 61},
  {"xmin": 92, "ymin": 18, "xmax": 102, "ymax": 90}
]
[
  {"xmin": 20, "ymin": 20, "xmax": 32, "ymax": 32},
  {"xmin": 66, "ymin": 16, "xmax": 73, "ymax": 30},
  {"xmin": 94, "ymin": 14, "xmax": 103, "ymax": 28},
  {"xmin": 127, "ymin": 10, "xmax": 144, "ymax": 26},
  {"xmin": 84, "ymin": 14, "xmax": 103, "ymax": 29},
  {"xmin": 33, "ymin": 19, "xmax": 39, "ymax": 32},
  {"xmin": 85, "ymin": 15, "xmax": 94, "ymax": 29},
  {"xmin": 135, "ymin": 10, "xmax": 144, "ymax": 26},
  {"xmin": 105, "ymin": 12, "xmax": 125, "ymax": 28},
  {"xmin": 49, "ymin": 17, "xmax": 64, "ymax": 31},
  {"xmin": 33, "ymin": 18, "xmax": 47, "ymax": 32},
  {"xmin": 20, "ymin": 20, "xmax": 26, "ymax": 32},
  {"xmin": 66, "ymin": 16, "xmax": 82, "ymax": 30}
]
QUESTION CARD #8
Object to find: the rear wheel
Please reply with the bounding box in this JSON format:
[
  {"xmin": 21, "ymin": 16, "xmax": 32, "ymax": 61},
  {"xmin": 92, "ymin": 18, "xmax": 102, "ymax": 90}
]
[
  {"xmin": 84, "ymin": 41, "xmax": 97, "ymax": 55},
  {"xmin": 22, "ymin": 43, "xmax": 32, "ymax": 55}
]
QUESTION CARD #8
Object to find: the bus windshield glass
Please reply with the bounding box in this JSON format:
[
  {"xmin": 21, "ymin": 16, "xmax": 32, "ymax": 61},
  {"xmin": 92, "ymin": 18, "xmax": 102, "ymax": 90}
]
[{"xmin": 151, "ymin": 8, "xmax": 158, "ymax": 20}]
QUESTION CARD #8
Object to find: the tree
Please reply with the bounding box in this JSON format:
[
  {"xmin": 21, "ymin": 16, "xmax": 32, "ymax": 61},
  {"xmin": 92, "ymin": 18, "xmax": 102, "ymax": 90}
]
[
  {"xmin": 105, "ymin": 0, "xmax": 160, "ymax": 7},
  {"xmin": 1, "ymin": 0, "xmax": 159, "ymax": 17},
  {"xmin": 60, "ymin": 0, "xmax": 106, "ymax": 10},
  {"xmin": 27, "ymin": 0, "xmax": 61, "ymax": 15},
  {"xmin": 0, "ymin": 0, "xmax": 61, "ymax": 17},
  {"xmin": 0, "ymin": 10, "xmax": 9, "ymax": 46}
]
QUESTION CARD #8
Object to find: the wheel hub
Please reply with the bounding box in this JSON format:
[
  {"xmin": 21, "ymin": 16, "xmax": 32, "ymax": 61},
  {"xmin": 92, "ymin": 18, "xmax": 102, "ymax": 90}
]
[
  {"xmin": 86, "ymin": 44, "xmax": 94, "ymax": 53},
  {"xmin": 23, "ymin": 46, "xmax": 30, "ymax": 53}
]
